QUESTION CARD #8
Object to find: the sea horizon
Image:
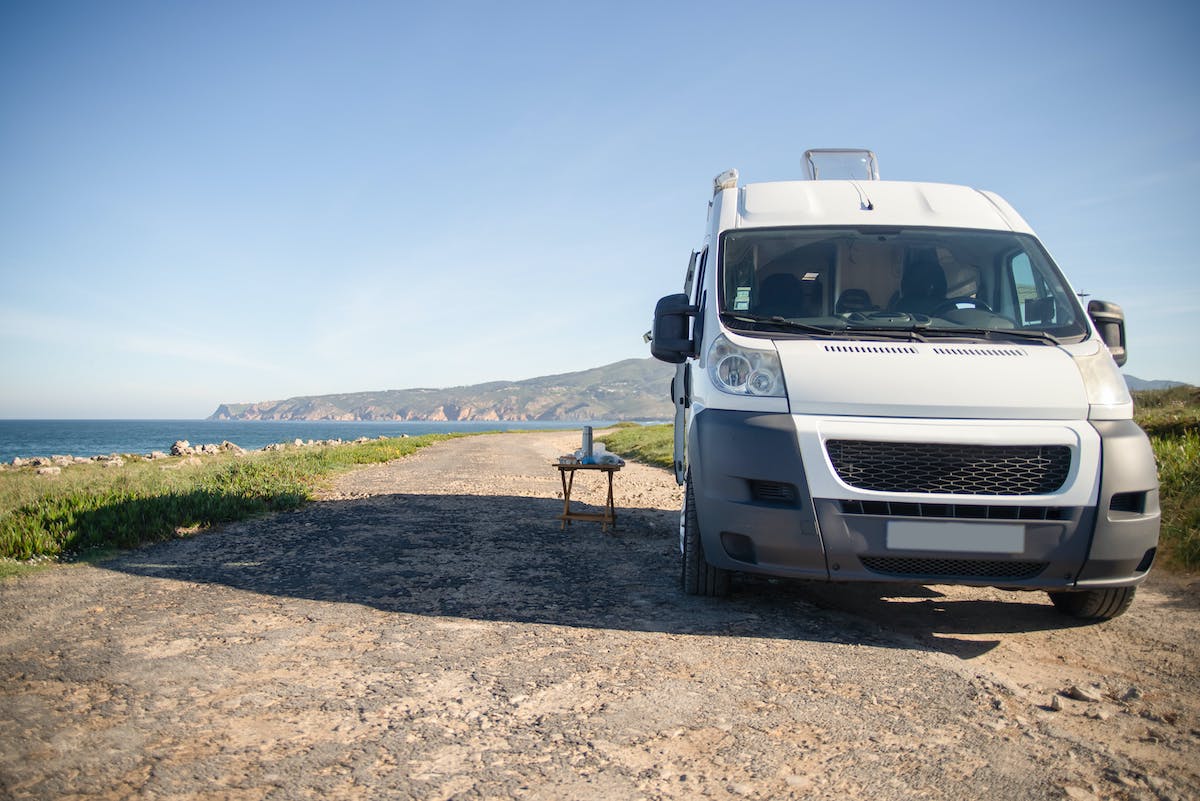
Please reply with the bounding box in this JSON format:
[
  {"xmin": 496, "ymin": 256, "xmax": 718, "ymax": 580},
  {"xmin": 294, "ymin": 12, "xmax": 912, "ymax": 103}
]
[{"xmin": 0, "ymin": 419, "xmax": 642, "ymax": 463}]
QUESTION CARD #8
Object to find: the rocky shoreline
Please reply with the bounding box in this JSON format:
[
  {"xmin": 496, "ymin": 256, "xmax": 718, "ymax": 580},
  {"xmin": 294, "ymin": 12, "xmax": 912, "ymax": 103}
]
[{"xmin": 2, "ymin": 435, "xmax": 406, "ymax": 476}]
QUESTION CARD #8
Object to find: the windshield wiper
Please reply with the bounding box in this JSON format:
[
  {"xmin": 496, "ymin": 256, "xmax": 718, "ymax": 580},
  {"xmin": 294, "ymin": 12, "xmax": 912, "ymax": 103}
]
[
  {"xmin": 923, "ymin": 327, "xmax": 1063, "ymax": 345},
  {"xmin": 722, "ymin": 313, "xmax": 845, "ymax": 335},
  {"xmin": 836, "ymin": 326, "xmax": 930, "ymax": 343},
  {"xmin": 726, "ymin": 314, "xmax": 933, "ymax": 342}
]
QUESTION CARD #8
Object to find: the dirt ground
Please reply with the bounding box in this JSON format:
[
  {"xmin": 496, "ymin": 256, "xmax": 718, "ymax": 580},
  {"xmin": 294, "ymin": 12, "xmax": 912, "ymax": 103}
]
[{"xmin": 1, "ymin": 430, "xmax": 1197, "ymax": 801}]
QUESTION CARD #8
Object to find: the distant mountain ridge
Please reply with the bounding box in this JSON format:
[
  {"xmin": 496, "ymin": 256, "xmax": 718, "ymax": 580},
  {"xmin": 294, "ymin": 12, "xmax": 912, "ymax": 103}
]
[
  {"xmin": 1124, "ymin": 375, "xmax": 1189, "ymax": 391},
  {"xmin": 209, "ymin": 359, "xmax": 676, "ymax": 422},
  {"xmin": 209, "ymin": 363, "xmax": 1189, "ymax": 422}
]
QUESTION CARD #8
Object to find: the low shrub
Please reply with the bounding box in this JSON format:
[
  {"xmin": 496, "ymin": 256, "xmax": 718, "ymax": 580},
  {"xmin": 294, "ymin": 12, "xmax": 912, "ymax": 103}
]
[
  {"xmin": 1150, "ymin": 429, "xmax": 1200, "ymax": 570},
  {"xmin": 1133, "ymin": 387, "xmax": 1200, "ymax": 439}
]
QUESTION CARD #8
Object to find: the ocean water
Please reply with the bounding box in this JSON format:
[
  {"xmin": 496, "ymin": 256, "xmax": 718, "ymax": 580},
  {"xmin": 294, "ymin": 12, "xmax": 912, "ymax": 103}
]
[{"xmin": 0, "ymin": 419, "xmax": 614, "ymax": 463}]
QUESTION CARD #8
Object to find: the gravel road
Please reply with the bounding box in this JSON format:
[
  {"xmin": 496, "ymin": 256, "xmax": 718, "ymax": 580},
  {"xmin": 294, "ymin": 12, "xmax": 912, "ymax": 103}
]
[{"xmin": 2, "ymin": 431, "xmax": 1198, "ymax": 801}]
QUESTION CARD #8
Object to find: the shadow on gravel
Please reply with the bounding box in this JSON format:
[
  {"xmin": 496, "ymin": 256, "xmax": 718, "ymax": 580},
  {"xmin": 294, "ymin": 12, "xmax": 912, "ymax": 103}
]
[
  {"xmin": 771, "ymin": 582, "xmax": 1090, "ymax": 659},
  {"xmin": 102, "ymin": 492, "xmax": 1078, "ymax": 659}
]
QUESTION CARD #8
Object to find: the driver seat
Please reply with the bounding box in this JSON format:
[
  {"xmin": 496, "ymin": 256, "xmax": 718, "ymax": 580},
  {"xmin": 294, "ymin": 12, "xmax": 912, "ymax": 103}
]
[{"xmin": 892, "ymin": 250, "xmax": 947, "ymax": 315}]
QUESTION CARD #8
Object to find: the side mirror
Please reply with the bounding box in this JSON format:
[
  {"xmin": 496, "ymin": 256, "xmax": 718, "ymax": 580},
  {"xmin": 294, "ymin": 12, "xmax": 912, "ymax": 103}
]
[
  {"xmin": 650, "ymin": 293, "xmax": 697, "ymax": 364},
  {"xmin": 1087, "ymin": 299, "xmax": 1127, "ymax": 367}
]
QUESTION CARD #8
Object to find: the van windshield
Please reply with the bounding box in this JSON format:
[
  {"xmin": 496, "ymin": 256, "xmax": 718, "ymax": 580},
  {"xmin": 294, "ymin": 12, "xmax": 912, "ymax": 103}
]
[{"xmin": 719, "ymin": 227, "xmax": 1089, "ymax": 342}]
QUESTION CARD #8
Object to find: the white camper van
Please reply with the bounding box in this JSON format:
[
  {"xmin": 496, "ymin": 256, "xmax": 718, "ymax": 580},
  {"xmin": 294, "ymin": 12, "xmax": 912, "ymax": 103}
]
[{"xmin": 650, "ymin": 150, "xmax": 1159, "ymax": 620}]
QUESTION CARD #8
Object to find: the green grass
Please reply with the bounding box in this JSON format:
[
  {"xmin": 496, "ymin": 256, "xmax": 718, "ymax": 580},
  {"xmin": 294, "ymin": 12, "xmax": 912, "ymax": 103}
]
[
  {"xmin": 0, "ymin": 435, "xmax": 463, "ymax": 564},
  {"xmin": 1148, "ymin": 428, "xmax": 1200, "ymax": 570},
  {"xmin": 1132, "ymin": 386, "xmax": 1200, "ymax": 439},
  {"xmin": 601, "ymin": 424, "xmax": 674, "ymax": 469},
  {"xmin": 1133, "ymin": 388, "xmax": 1200, "ymax": 571},
  {"xmin": 605, "ymin": 390, "xmax": 1200, "ymax": 572}
]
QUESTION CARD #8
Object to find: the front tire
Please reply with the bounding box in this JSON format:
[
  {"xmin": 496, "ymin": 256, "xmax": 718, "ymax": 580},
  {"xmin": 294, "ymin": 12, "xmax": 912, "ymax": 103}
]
[
  {"xmin": 1047, "ymin": 587, "xmax": 1136, "ymax": 620},
  {"xmin": 681, "ymin": 475, "xmax": 730, "ymax": 597}
]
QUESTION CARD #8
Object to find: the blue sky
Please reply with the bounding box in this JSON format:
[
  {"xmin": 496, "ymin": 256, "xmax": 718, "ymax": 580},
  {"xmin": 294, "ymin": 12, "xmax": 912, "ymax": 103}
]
[{"xmin": 1, "ymin": 0, "xmax": 1197, "ymax": 418}]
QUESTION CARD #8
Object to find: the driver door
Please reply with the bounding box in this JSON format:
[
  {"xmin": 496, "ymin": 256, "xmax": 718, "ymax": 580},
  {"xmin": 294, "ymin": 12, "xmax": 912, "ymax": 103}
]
[{"xmin": 672, "ymin": 248, "xmax": 705, "ymax": 485}]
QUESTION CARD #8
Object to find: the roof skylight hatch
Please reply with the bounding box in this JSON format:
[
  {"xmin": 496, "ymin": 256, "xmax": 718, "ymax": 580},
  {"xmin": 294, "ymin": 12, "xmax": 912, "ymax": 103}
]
[{"xmin": 803, "ymin": 148, "xmax": 880, "ymax": 181}]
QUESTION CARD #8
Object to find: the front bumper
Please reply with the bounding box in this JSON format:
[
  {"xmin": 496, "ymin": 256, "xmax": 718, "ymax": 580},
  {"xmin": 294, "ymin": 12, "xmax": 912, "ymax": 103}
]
[
  {"xmin": 687, "ymin": 410, "xmax": 1159, "ymax": 589},
  {"xmin": 1075, "ymin": 420, "xmax": 1160, "ymax": 588}
]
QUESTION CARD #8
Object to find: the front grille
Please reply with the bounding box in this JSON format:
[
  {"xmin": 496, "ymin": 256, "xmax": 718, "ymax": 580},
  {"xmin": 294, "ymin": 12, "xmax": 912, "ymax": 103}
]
[
  {"xmin": 861, "ymin": 556, "xmax": 1048, "ymax": 580},
  {"xmin": 826, "ymin": 440, "xmax": 1071, "ymax": 495},
  {"xmin": 839, "ymin": 499, "xmax": 1070, "ymax": 521}
]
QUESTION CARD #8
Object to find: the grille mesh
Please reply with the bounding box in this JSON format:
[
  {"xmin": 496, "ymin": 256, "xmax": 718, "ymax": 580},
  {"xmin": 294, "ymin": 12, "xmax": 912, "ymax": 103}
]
[
  {"xmin": 839, "ymin": 499, "xmax": 1070, "ymax": 521},
  {"xmin": 826, "ymin": 440, "xmax": 1071, "ymax": 495},
  {"xmin": 861, "ymin": 556, "xmax": 1047, "ymax": 580}
]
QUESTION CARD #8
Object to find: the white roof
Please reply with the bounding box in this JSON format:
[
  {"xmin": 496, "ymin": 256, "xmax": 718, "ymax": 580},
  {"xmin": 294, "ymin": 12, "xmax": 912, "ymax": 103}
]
[{"xmin": 730, "ymin": 180, "xmax": 1035, "ymax": 234}]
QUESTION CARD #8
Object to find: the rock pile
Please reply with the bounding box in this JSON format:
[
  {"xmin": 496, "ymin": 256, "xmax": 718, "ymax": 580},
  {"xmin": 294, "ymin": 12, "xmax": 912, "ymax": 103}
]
[
  {"xmin": 9, "ymin": 454, "xmax": 131, "ymax": 472},
  {"xmin": 168, "ymin": 440, "xmax": 248, "ymax": 457}
]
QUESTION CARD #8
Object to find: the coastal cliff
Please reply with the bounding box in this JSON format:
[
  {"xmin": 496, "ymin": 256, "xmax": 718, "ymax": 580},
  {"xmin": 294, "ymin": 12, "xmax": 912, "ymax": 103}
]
[{"xmin": 209, "ymin": 358, "xmax": 675, "ymax": 422}]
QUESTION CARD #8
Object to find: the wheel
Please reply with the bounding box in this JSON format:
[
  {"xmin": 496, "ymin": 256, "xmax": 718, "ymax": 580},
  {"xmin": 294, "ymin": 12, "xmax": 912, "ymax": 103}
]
[
  {"xmin": 933, "ymin": 296, "xmax": 993, "ymax": 315},
  {"xmin": 681, "ymin": 474, "xmax": 730, "ymax": 597},
  {"xmin": 1047, "ymin": 587, "xmax": 1136, "ymax": 620}
]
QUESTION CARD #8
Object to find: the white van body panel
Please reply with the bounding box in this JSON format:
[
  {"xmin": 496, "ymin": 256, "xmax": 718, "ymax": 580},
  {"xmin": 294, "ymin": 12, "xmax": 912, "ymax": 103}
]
[
  {"xmin": 774, "ymin": 340, "xmax": 1088, "ymax": 420},
  {"xmin": 729, "ymin": 181, "xmax": 1036, "ymax": 232}
]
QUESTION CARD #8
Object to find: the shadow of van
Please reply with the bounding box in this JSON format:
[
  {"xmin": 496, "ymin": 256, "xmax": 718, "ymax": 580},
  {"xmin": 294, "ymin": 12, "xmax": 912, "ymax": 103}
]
[{"xmin": 99, "ymin": 491, "xmax": 1078, "ymax": 659}]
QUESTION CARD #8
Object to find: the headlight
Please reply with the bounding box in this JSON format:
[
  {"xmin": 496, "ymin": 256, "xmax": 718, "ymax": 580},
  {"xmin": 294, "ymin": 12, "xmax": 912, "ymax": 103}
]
[
  {"xmin": 707, "ymin": 334, "xmax": 785, "ymax": 397},
  {"xmin": 1072, "ymin": 341, "xmax": 1133, "ymax": 420}
]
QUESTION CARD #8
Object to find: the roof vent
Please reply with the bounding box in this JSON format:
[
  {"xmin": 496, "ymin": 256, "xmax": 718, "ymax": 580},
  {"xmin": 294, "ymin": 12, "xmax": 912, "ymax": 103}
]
[{"xmin": 804, "ymin": 149, "xmax": 880, "ymax": 181}]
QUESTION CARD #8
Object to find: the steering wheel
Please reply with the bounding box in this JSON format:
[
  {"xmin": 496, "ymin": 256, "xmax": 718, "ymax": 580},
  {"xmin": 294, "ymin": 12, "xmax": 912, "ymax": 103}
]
[
  {"xmin": 934, "ymin": 296, "xmax": 993, "ymax": 315},
  {"xmin": 848, "ymin": 309, "xmax": 926, "ymax": 323}
]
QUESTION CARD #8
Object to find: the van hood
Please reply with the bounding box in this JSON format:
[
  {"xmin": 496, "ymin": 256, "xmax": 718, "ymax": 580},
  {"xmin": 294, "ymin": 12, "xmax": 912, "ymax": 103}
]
[{"xmin": 774, "ymin": 340, "xmax": 1088, "ymax": 420}]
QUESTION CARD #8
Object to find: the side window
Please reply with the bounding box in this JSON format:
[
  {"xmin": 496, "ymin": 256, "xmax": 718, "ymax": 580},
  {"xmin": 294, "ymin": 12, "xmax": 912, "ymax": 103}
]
[
  {"xmin": 692, "ymin": 248, "xmax": 708, "ymax": 356},
  {"xmin": 691, "ymin": 247, "xmax": 708, "ymax": 306},
  {"xmin": 1009, "ymin": 252, "xmax": 1055, "ymax": 326},
  {"xmin": 682, "ymin": 251, "xmax": 698, "ymax": 297}
]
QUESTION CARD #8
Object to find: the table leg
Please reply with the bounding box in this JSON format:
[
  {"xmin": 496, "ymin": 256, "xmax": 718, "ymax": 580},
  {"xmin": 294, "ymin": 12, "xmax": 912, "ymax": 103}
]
[
  {"xmin": 605, "ymin": 469, "xmax": 616, "ymax": 531},
  {"xmin": 559, "ymin": 468, "xmax": 575, "ymax": 529}
]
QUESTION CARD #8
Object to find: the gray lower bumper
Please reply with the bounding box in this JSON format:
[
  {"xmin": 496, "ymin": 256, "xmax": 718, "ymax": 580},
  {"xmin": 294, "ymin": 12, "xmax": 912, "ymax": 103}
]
[
  {"xmin": 687, "ymin": 410, "xmax": 1160, "ymax": 589},
  {"xmin": 1075, "ymin": 420, "xmax": 1160, "ymax": 588},
  {"xmin": 688, "ymin": 409, "xmax": 828, "ymax": 579}
]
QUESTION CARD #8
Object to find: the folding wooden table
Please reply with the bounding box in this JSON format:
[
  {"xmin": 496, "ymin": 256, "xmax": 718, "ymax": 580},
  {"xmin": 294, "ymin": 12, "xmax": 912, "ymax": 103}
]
[{"xmin": 553, "ymin": 462, "xmax": 621, "ymax": 531}]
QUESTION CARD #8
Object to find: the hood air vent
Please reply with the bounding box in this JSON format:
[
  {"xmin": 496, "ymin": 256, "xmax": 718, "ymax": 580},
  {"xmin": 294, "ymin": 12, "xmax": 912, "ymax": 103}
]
[
  {"xmin": 932, "ymin": 346, "xmax": 1027, "ymax": 357},
  {"xmin": 824, "ymin": 344, "xmax": 918, "ymax": 355}
]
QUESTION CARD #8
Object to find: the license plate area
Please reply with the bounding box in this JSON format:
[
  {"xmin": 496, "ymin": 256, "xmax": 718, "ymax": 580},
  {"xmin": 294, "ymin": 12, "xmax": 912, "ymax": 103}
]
[{"xmin": 886, "ymin": 521, "xmax": 1026, "ymax": 554}]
